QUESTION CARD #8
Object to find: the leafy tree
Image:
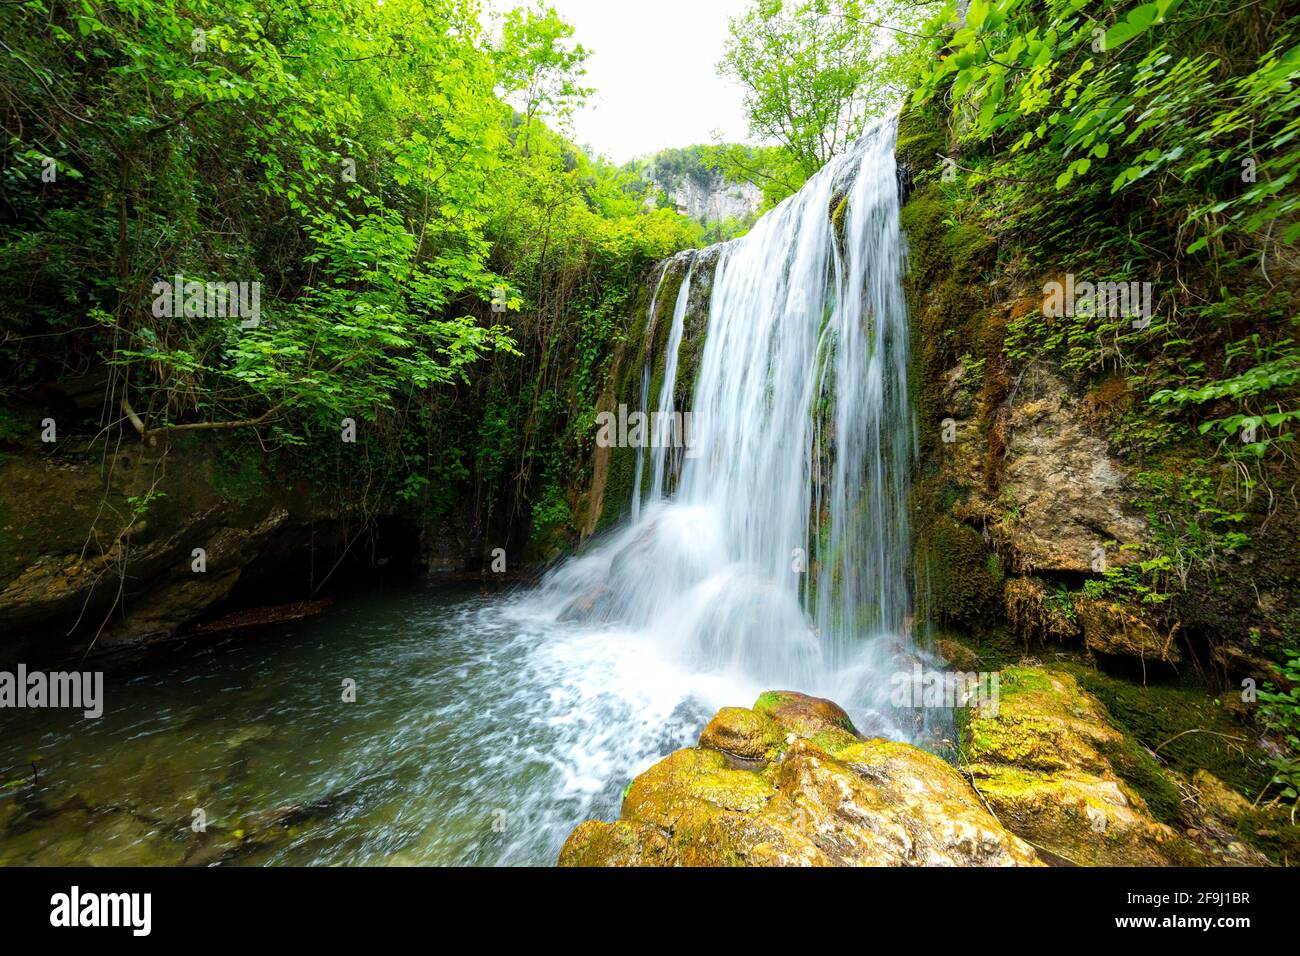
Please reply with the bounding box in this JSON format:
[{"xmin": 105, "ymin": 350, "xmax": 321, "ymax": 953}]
[
  {"xmin": 494, "ymin": 2, "xmax": 592, "ymax": 154},
  {"xmin": 1, "ymin": 0, "xmax": 517, "ymax": 439},
  {"xmin": 0, "ymin": 0, "xmax": 699, "ymax": 556},
  {"xmin": 719, "ymin": 0, "xmax": 941, "ymax": 180}
]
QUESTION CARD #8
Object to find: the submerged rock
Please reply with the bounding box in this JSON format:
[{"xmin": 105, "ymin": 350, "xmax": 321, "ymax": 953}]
[
  {"xmin": 557, "ymin": 585, "xmax": 613, "ymax": 623},
  {"xmin": 559, "ymin": 691, "xmax": 1040, "ymax": 867}
]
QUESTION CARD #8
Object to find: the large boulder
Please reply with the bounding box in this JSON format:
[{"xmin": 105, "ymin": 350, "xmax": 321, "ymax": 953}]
[
  {"xmin": 559, "ymin": 691, "xmax": 1040, "ymax": 867},
  {"xmin": 962, "ymin": 667, "xmax": 1203, "ymax": 865}
]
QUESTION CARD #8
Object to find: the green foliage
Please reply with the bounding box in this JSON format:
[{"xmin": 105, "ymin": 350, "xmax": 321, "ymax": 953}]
[
  {"xmin": 907, "ymin": 2, "xmax": 1299, "ymax": 651},
  {"xmin": 2, "ymin": 0, "xmax": 517, "ymax": 437},
  {"xmin": 719, "ymin": 0, "xmax": 941, "ymax": 187},
  {"xmin": 495, "ymin": 2, "xmax": 592, "ymax": 139},
  {"xmin": 701, "ymin": 142, "xmax": 807, "ymax": 211},
  {"xmin": 125, "ymin": 489, "xmax": 165, "ymax": 518},
  {"xmin": 1257, "ymin": 651, "xmax": 1300, "ymax": 816},
  {"xmin": 915, "ymin": 0, "xmax": 1300, "ymax": 250},
  {"xmin": 1149, "ymin": 330, "xmax": 1300, "ymax": 457},
  {"xmin": 0, "ymin": 0, "xmax": 700, "ymax": 554}
]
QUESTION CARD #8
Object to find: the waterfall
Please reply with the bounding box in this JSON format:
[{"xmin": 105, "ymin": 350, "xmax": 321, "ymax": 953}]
[
  {"xmin": 537, "ymin": 116, "xmax": 925, "ymax": 739},
  {"xmin": 647, "ymin": 255, "xmax": 696, "ymax": 503},
  {"xmin": 629, "ymin": 264, "xmax": 670, "ymax": 524}
]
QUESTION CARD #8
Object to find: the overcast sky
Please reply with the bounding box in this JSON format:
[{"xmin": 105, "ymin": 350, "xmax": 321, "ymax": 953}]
[{"xmin": 486, "ymin": 0, "xmax": 755, "ymax": 164}]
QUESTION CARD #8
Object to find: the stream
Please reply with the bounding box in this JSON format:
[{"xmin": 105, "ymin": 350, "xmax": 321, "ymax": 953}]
[{"xmin": 0, "ymin": 580, "xmax": 911, "ymax": 866}]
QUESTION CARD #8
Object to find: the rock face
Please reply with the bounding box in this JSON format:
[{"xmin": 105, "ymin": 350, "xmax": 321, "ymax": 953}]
[
  {"xmin": 995, "ymin": 367, "xmax": 1148, "ymax": 573},
  {"xmin": 559, "ymin": 690, "xmax": 1041, "ymax": 867},
  {"xmin": 1076, "ymin": 598, "xmax": 1181, "ymax": 663},
  {"xmin": 962, "ymin": 667, "xmax": 1201, "ymax": 866},
  {"xmin": 0, "ymin": 445, "xmax": 404, "ymax": 663},
  {"xmin": 934, "ymin": 363, "xmax": 1148, "ymax": 578},
  {"xmin": 653, "ymin": 170, "xmax": 761, "ymax": 225}
]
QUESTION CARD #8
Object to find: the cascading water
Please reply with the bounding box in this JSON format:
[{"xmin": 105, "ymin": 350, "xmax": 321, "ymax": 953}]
[
  {"xmin": 629, "ymin": 264, "xmax": 670, "ymax": 523},
  {"xmin": 0, "ymin": 117, "xmax": 936, "ymax": 867},
  {"xmin": 533, "ymin": 115, "xmax": 920, "ymax": 729},
  {"xmin": 477, "ymin": 114, "xmax": 937, "ymax": 857},
  {"xmin": 647, "ymin": 255, "xmax": 696, "ymax": 503}
]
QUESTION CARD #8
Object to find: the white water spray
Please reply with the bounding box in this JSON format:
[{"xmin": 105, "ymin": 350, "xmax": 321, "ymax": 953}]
[{"xmin": 527, "ymin": 117, "xmax": 926, "ymax": 741}]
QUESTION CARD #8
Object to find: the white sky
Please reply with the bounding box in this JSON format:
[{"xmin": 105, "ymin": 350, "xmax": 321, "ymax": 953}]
[{"xmin": 485, "ymin": 0, "xmax": 755, "ymax": 164}]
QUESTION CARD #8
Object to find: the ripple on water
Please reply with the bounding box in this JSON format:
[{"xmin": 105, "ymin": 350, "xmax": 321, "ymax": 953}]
[{"xmin": 0, "ymin": 585, "xmax": 755, "ymax": 866}]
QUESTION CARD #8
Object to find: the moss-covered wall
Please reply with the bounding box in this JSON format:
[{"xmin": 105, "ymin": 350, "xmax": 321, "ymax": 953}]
[
  {"xmin": 898, "ymin": 99, "xmax": 1298, "ymax": 862},
  {"xmin": 583, "ymin": 247, "xmax": 720, "ymax": 535}
]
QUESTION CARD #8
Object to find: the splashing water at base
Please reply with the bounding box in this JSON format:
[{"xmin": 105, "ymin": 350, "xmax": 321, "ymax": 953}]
[
  {"xmin": 0, "ymin": 118, "xmax": 938, "ymax": 866},
  {"xmin": 539, "ymin": 114, "xmax": 925, "ymax": 728}
]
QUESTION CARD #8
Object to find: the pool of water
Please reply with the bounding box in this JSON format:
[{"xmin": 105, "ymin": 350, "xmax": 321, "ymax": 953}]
[{"xmin": 0, "ymin": 583, "xmax": 806, "ymax": 866}]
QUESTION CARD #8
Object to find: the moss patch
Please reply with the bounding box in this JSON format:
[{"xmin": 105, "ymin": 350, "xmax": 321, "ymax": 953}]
[
  {"xmin": 1059, "ymin": 663, "xmax": 1272, "ymax": 802},
  {"xmin": 895, "ymin": 104, "xmax": 947, "ymax": 182},
  {"xmin": 918, "ymin": 515, "xmax": 1004, "ymax": 630}
]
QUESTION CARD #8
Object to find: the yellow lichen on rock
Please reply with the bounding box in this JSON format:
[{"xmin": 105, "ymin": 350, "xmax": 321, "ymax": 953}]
[
  {"xmin": 698, "ymin": 706, "xmax": 787, "ymax": 762},
  {"xmin": 559, "ymin": 690, "xmax": 1042, "ymax": 867},
  {"xmin": 962, "ymin": 667, "xmax": 1203, "ymax": 866}
]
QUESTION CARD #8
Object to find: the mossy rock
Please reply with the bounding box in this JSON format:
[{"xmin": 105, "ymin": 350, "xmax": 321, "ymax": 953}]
[
  {"xmin": 698, "ymin": 707, "xmax": 786, "ymax": 762},
  {"xmin": 899, "ymin": 184, "xmax": 951, "ymax": 286},
  {"xmin": 1059, "ymin": 663, "xmax": 1272, "ymax": 802},
  {"xmin": 1076, "ymin": 597, "xmax": 1181, "ymax": 664},
  {"xmin": 557, "ymin": 819, "xmax": 672, "ymax": 867},
  {"xmin": 752, "ymin": 690, "xmax": 860, "ymax": 742},
  {"xmin": 963, "ymin": 666, "xmax": 1220, "ymax": 865},
  {"xmin": 947, "ymin": 222, "xmax": 997, "ymax": 285},
  {"xmin": 561, "ymin": 696, "xmax": 1041, "ymax": 867},
  {"xmin": 831, "ymin": 195, "xmax": 849, "ymax": 245},
  {"xmin": 917, "ymin": 515, "xmax": 1004, "ymax": 630},
  {"xmin": 895, "ymin": 105, "xmax": 948, "ymax": 182}
]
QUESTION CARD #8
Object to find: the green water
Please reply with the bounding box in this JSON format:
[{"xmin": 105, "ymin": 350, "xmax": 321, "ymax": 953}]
[{"xmin": 0, "ymin": 584, "xmax": 716, "ymax": 866}]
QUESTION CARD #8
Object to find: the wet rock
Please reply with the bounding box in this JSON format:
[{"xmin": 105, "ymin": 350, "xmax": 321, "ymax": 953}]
[
  {"xmin": 98, "ymin": 509, "xmax": 291, "ymax": 649},
  {"xmin": 557, "ymin": 820, "xmax": 673, "ymax": 866},
  {"xmin": 698, "ymin": 707, "xmax": 785, "ymax": 763},
  {"xmin": 778, "ymin": 738, "xmax": 1040, "ymax": 866},
  {"xmin": 752, "ymin": 690, "xmax": 862, "ymax": 751},
  {"xmin": 557, "ymin": 585, "xmax": 612, "ymax": 623},
  {"xmin": 223, "ymin": 724, "xmax": 276, "ymax": 751},
  {"xmin": 1191, "ymin": 770, "xmax": 1252, "ymax": 824},
  {"xmin": 0, "ymin": 801, "xmax": 189, "ymax": 867},
  {"xmin": 0, "ymin": 443, "xmax": 390, "ymax": 662},
  {"xmin": 1076, "ymin": 598, "xmax": 1181, "ymax": 663},
  {"xmin": 559, "ymin": 691, "xmax": 1040, "ymax": 867},
  {"xmin": 963, "ymin": 667, "xmax": 1204, "ymax": 865}
]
